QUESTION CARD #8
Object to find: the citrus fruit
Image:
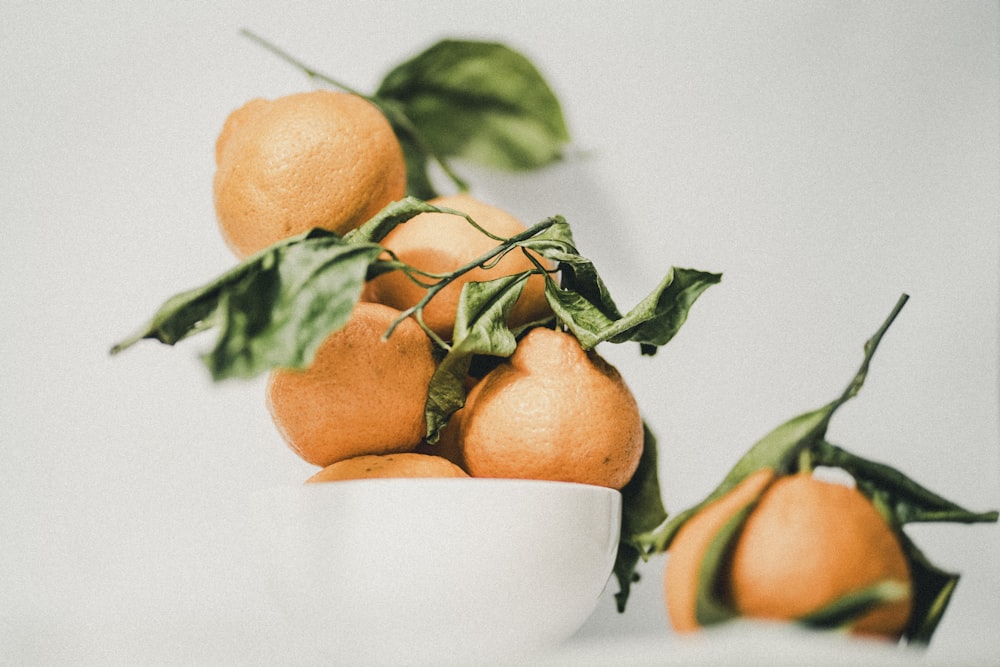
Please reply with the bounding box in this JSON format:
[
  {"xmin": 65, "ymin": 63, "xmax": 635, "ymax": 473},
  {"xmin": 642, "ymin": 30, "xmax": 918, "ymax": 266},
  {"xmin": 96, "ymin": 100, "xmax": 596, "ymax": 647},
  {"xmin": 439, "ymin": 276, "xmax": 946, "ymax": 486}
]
[
  {"xmin": 665, "ymin": 471, "xmax": 913, "ymax": 639},
  {"xmin": 457, "ymin": 327, "xmax": 644, "ymax": 489},
  {"xmin": 728, "ymin": 473, "xmax": 912, "ymax": 638},
  {"xmin": 361, "ymin": 193, "xmax": 553, "ymax": 341},
  {"xmin": 213, "ymin": 90, "xmax": 407, "ymax": 258},
  {"xmin": 306, "ymin": 453, "xmax": 469, "ymax": 483},
  {"xmin": 266, "ymin": 302, "xmax": 436, "ymax": 468}
]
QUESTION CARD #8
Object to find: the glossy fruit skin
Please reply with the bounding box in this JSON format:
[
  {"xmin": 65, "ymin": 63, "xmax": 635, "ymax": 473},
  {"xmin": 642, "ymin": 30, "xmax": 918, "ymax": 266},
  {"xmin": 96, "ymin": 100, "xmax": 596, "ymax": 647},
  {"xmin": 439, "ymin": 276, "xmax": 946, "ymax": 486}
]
[
  {"xmin": 664, "ymin": 471, "xmax": 912, "ymax": 639},
  {"xmin": 458, "ymin": 327, "xmax": 644, "ymax": 490},
  {"xmin": 362, "ymin": 193, "xmax": 553, "ymax": 341},
  {"xmin": 267, "ymin": 303, "xmax": 436, "ymax": 468},
  {"xmin": 214, "ymin": 90, "xmax": 406, "ymax": 258}
]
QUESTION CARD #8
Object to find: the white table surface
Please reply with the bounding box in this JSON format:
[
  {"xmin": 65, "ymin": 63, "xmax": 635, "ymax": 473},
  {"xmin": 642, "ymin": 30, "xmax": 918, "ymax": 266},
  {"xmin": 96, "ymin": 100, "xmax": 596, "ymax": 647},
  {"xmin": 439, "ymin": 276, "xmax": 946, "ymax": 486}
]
[{"xmin": 3, "ymin": 2, "xmax": 998, "ymax": 665}]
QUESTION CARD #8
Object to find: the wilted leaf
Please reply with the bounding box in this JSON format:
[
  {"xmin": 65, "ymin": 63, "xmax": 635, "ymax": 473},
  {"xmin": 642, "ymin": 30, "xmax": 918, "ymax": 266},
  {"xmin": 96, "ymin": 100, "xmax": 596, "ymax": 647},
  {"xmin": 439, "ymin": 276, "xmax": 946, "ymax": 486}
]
[{"xmin": 111, "ymin": 230, "xmax": 385, "ymax": 380}]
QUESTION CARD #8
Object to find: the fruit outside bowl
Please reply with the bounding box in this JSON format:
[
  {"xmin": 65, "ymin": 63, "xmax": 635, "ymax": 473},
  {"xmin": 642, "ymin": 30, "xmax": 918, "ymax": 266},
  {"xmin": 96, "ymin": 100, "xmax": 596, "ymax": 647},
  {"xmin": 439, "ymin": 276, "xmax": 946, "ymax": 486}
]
[{"xmin": 253, "ymin": 478, "xmax": 621, "ymax": 666}]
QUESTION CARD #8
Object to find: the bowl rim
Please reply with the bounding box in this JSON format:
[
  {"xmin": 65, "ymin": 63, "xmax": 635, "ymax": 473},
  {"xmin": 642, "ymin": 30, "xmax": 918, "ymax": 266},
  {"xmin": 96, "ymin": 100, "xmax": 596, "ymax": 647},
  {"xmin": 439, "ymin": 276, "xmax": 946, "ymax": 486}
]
[{"xmin": 290, "ymin": 476, "xmax": 624, "ymax": 496}]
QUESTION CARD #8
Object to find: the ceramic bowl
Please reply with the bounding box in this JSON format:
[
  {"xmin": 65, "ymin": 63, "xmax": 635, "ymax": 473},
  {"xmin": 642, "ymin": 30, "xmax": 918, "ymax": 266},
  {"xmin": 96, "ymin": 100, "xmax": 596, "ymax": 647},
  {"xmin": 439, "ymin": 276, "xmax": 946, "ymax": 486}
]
[{"xmin": 253, "ymin": 478, "xmax": 621, "ymax": 665}]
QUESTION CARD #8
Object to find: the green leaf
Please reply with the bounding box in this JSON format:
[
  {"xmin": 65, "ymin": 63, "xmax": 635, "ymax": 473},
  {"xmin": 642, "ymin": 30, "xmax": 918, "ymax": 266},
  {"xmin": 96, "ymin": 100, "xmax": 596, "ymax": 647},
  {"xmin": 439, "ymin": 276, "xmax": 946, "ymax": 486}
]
[
  {"xmin": 110, "ymin": 230, "xmax": 385, "ymax": 380},
  {"xmin": 603, "ymin": 267, "xmax": 722, "ymax": 348},
  {"xmin": 423, "ymin": 274, "xmax": 527, "ymax": 442},
  {"xmin": 524, "ymin": 221, "xmax": 625, "ymax": 329},
  {"xmin": 611, "ymin": 544, "xmax": 643, "ymax": 615},
  {"xmin": 814, "ymin": 441, "xmax": 1000, "ymax": 527},
  {"xmin": 650, "ymin": 408, "xmax": 837, "ymax": 555},
  {"xmin": 797, "ymin": 580, "xmax": 911, "ymax": 630},
  {"xmin": 621, "ymin": 423, "xmax": 671, "ymax": 545},
  {"xmin": 519, "ymin": 220, "xmax": 722, "ymax": 352},
  {"xmin": 613, "ymin": 421, "xmax": 669, "ymax": 612},
  {"xmin": 378, "ymin": 100, "xmax": 441, "ymax": 200},
  {"xmin": 898, "ymin": 530, "xmax": 961, "ymax": 645},
  {"xmin": 376, "ymin": 39, "xmax": 570, "ymax": 172}
]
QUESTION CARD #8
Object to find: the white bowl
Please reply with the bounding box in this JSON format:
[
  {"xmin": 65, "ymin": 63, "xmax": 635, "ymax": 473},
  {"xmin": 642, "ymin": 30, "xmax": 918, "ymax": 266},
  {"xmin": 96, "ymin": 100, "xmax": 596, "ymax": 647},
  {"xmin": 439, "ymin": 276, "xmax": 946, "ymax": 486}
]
[{"xmin": 253, "ymin": 478, "xmax": 621, "ymax": 665}]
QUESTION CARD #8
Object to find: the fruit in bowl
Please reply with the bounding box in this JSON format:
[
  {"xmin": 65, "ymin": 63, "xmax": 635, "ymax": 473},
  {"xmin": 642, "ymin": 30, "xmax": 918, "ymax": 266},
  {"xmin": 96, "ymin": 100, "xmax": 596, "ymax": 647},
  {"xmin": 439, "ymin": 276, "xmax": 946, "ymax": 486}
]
[
  {"xmin": 254, "ymin": 478, "xmax": 621, "ymax": 665},
  {"xmin": 109, "ymin": 33, "xmax": 719, "ymax": 656}
]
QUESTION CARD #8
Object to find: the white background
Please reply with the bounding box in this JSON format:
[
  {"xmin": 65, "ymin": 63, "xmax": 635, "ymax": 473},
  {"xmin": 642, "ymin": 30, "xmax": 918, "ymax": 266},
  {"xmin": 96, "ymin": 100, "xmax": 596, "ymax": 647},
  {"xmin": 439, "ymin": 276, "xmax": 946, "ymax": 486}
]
[{"xmin": 2, "ymin": 2, "xmax": 998, "ymax": 664}]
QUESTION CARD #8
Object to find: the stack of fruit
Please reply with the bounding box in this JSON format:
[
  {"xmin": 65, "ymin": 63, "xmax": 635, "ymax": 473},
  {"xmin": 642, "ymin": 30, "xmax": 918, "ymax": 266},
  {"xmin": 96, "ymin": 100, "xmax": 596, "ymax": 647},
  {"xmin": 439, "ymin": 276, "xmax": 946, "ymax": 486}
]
[{"xmin": 212, "ymin": 83, "xmax": 650, "ymax": 490}]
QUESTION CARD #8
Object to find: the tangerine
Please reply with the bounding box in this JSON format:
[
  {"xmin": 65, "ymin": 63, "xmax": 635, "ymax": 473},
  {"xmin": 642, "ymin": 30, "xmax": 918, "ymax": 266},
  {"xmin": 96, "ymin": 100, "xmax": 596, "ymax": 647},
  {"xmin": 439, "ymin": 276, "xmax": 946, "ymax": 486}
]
[
  {"xmin": 458, "ymin": 327, "xmax": 643, "ymax": 489},
  {"xmin": 214, "ymin": 90, "xmax": 406, "ymax": 258},
  {"xmin": 267, "ymin": 302, "xmax": 436, "ymax": 467},
  {"xmin": 664, "ymin": 471, "xmax": 912, "ymax": 639},
  {"xmin": 306, "ymin": 452, "xmax": 468, "ymax": 483}
]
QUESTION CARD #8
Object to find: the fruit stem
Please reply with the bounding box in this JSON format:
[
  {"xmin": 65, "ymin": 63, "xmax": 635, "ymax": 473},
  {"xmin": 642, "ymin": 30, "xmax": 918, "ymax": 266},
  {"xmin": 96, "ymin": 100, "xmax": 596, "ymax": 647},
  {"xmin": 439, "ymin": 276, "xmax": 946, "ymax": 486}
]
[
  {"xmin": 382, "ymin": 217, "xmax": 564, "ymax": 347},
  {"xmin": 239, "ymin": 29, "xmax": 364, "ymax": 96},
  {"xmin": 798, "ymin": 447, "xmax": 814, "ymax": 474},
  {"xmin": 837, "ymin": 293, "xmax": 909, "ymax": 406},
  {"xmin": 375, "ymin": 102, "xmax": 470, "ymax": 193}
]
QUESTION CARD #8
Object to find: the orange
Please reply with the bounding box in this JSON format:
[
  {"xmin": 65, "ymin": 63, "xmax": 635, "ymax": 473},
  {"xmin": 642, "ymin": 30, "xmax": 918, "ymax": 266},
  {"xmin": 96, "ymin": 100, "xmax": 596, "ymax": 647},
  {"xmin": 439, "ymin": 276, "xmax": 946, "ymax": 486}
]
[
  {"xmin": 306, "ymin": 453, "xmax": 469, "ymax": 483},
  {"xmin": 213, "ymin": 90, "xmax": 407, "ymax": 258},
  {"xmin": 457, "ymin": 327, "xmax": 644, "ymax": 489},
  {"xmin": 665, "ymin": 471, "xmax": 913, "ymax": 639},
  {"xmin": 266, "ymin": 302, "xmax": 436, "ymax": 468},
  {"xmin": 728, "ymin": 473, "xmax": 912, "ymax": 638},
  {"xmin": 361, "ymin": 193, "xmax": 553, "ymax": 341}
]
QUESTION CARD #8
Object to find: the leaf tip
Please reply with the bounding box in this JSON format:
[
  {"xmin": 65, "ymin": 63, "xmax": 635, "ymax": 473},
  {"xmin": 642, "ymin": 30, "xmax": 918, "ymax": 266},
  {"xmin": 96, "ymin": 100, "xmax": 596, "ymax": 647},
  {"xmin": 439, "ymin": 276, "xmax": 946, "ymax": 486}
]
[{"xmin": 108, "ymin": 330, "xmax": 145, "ymax": 357}]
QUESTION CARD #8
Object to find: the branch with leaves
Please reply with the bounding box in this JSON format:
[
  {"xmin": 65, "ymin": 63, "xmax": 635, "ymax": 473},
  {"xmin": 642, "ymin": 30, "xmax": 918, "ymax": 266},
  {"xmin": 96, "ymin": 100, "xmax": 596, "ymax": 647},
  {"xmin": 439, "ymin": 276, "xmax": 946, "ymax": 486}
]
[{"xmin": 646, "ymin": 295, "xmax": 998, "ymax": 644}]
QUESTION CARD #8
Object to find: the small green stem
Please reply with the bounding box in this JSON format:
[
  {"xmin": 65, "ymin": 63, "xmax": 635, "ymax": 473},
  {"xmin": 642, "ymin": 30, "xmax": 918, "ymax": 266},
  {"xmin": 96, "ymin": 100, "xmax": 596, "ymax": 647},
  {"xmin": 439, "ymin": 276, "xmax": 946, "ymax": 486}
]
[
  {"xmin": 431, "ymin": 206, "xmax": 509, "ymax": 243},
  {"xmin": 239, "ymin": 29, "xmax": 364, "ymax": 95},
  {"xmin": 376, "ymin": 103, "xmax": 469, "ymax": 193},
  {"xmin": 798, "ymin": 447, "xmax": 814, "ymax": 474},
  {"xmin": 838, "ymin": 293, "xmax": 909, "ymax": 405},
  {"xmin": 381, "ymin": 217, "xmax": 562, "ymax": 346}
]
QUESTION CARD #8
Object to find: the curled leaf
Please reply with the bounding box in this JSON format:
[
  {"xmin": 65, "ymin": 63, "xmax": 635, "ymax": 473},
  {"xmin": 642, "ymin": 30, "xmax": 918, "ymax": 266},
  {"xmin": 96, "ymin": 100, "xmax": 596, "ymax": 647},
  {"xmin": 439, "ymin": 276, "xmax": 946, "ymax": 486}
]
[
  {"xmin": 343, "ymin": 196, "xmax": 442, "ymax": 245},
  {"xmin": 521, "ymin": 221, "xmax": 722, "ymax": 352}
]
